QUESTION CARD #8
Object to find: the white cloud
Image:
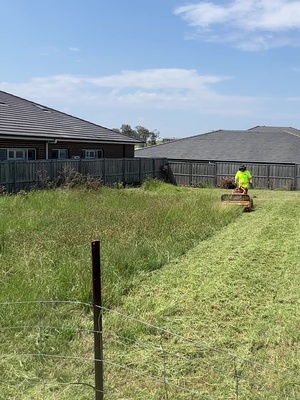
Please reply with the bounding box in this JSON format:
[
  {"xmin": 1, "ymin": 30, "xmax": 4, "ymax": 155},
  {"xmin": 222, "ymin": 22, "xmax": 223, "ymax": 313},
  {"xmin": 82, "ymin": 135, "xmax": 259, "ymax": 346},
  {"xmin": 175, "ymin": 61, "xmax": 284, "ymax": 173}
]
[
  {"xmin": 0, "ymin": 69, "xmax": 257, "ymax": 116},
  {"xmin": 69, "ymin": 47, "xmax": 80, "ymax": 52},
  {"xmin": 87, "ymin": 69, "xmax": 226, "ymax": 89},
  {"xmin": 174, "ymin": 0, "xmax": 300, "ymax": 50}
]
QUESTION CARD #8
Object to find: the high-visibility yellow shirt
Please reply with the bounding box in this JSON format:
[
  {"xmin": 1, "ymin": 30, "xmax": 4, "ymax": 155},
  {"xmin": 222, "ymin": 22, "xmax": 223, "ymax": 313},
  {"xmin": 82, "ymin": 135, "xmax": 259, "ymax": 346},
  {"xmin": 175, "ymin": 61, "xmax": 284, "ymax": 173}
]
[{"xmin": 235, "ymin": 170, "xmax": 252, "ymax": 188}]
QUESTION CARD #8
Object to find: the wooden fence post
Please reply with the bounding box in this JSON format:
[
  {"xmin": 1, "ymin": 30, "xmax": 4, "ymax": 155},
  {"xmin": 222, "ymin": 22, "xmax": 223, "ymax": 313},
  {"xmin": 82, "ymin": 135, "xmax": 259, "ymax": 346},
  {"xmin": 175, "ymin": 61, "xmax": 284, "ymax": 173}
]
[
  {"xmin": 153, "ymin": 158, "xmax": 156, "ymax": 178},
  {"xmin": 13, "ymin": 161, "xmax": 16, "ymax": 192},
  {"xmin": 122, "ymin": 158, "xmax": 126, "ymax": 184},
  {"xmin": 50, "ymin": 159, "xmax": 54, "ymax": 182},
  {"xmin": 103, "ymin": 159, "xmax": 106, "ymax": 185},
  {"xmin": 214, "ymin": 163, "xmax": 218, "ymax": 187},
  {"xmin": 139, "ymin": 158, "xmax": 142, "ymax": 185}
]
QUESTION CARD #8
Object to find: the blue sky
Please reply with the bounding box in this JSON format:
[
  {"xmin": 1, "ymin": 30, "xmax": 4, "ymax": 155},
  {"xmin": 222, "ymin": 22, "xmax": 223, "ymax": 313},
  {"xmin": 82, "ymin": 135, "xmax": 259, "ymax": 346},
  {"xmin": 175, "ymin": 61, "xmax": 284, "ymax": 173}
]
[{"xmin": 1, "ymin": 0, "xmax": 300, "ymax": 138}]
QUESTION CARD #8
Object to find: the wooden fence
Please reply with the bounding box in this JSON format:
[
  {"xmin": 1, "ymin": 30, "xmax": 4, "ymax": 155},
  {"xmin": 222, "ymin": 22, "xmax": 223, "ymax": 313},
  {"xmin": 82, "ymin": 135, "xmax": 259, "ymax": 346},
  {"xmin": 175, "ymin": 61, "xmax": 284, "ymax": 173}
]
[
  {"xmin": 0, "ymin": 158, "xmax": 167, "ymax": 193},
  {"xmin": 167, "ymin": 160, "xmax": 300, "ymax": 190},
  {"xmin": 1, "ymin": 158, "xmax": 300, "ymax": 192}
]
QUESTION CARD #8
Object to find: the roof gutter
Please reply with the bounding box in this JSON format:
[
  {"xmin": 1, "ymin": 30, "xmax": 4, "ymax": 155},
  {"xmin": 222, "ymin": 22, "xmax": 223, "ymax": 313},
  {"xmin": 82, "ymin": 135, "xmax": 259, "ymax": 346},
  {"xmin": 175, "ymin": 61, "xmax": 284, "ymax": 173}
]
[
  {"xmin": 0, "ymin": 135, "xmax": 50, "ymax": 142},
  {"xmin": 0, "ymin": 135, "xmax": 140, "ymax": 145}
]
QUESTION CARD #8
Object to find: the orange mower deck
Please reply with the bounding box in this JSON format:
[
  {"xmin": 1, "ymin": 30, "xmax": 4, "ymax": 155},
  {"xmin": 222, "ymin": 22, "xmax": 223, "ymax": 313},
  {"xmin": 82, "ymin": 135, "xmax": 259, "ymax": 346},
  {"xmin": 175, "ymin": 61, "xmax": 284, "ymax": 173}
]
[{"xmin": 221, "ymin": 192, "xmax": 254, "ymax": 212}]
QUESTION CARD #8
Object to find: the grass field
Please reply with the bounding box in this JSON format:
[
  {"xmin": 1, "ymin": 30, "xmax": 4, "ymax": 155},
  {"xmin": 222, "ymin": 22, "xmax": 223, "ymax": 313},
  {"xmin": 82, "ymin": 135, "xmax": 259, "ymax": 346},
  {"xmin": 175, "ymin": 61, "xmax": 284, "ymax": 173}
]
[{"xmin": 0, "ymin": 183, "xmax": 300, "ymax": 399}]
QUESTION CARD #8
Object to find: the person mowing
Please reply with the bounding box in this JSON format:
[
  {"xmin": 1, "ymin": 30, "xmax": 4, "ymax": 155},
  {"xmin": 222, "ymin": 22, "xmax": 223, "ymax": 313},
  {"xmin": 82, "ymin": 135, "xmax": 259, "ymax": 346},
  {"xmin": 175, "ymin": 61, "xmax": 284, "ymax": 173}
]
[{"xmin": 234, "ymin": 165, "xmax": 253, "ymax": 194}]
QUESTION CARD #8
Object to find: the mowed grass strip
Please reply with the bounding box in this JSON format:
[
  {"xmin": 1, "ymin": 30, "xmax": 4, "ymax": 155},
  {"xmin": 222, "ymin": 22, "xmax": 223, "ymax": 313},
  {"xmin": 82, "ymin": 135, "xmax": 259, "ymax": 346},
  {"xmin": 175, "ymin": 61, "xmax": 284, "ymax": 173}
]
[{"xmin": 107, "ymin": 190, "xmax": 300, "ymax": 399}]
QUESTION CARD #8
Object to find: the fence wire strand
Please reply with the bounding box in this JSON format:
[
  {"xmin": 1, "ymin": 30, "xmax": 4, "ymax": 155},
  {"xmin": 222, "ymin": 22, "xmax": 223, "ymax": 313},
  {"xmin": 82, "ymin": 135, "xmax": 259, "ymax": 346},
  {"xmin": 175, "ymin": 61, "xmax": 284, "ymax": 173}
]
[{"xmin": 1, "ymin": 300, "xmax": 299, "ymax": 399}]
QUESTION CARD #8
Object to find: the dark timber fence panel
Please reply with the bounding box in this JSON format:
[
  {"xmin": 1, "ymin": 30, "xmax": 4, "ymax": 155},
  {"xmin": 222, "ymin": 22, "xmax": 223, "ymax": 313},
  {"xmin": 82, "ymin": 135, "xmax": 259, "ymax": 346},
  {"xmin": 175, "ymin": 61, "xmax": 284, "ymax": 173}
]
[
  {"xmin": 167, "ymin": 160, "xmax": 300, "ymax": 190},
  {"xmin": 268, "ymin": 164, "xmax": 296, "ymax": 190},
  {"xmin": 0, "ymin": 158, "xmax": 167, "ymax": 193},
  {"xmin": 140, "ymin": 158, "xmax": 157, "ymax": 182},
  {"xmin": 124, "ymin": 158, "xmax": 140, "ymax": 184},
  {"xmin": 192, "ymin": 162, "xmax": 216, "ymax": 186},
  {"xmin": 1, "ymin": 158, "xmax": 300, "ymax": 192},
  {"xmin": 297, "ymin": 165, "xmax": 300, "ymax": 189}
]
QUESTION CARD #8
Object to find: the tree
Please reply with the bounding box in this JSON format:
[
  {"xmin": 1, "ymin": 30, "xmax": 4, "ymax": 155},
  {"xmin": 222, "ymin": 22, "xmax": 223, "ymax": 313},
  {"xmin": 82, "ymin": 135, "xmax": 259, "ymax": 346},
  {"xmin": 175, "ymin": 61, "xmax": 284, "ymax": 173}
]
[
  {"xmin": 135, "ymin": 126, "xmax": 151, "ymax": 143},
  {"xmin": 149, "ymin": 129, "xmax": 160, "ymax": 145},
  {"xmin": 120, "ymin": 124, "xmax": 138, "ymax": 139},
  {"xmin": 119, "ymin": 124, "xmax": 160, "ymax": 146}
]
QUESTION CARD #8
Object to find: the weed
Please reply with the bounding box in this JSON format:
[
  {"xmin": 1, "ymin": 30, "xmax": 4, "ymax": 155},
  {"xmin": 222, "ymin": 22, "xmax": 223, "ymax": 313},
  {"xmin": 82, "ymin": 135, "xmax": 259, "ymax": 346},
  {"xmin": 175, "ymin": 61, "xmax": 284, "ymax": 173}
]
[
  {"xmin": 219, "ymin": 176, "xmax": 236, "ymax": 189},
  {"xmin": 34, "ymin": 167, "xmax": 102, "ymax": 191},
  {"xmin": 113, "ymin": 181, "xmax": 125, "ymax": 189},
  {"xmin": 141, "ymin": 177, "xmax": 170, "ymax": 191},
  {"xmin": 191, "ymin": 181, "xmax": 213, "ymax": 188}
]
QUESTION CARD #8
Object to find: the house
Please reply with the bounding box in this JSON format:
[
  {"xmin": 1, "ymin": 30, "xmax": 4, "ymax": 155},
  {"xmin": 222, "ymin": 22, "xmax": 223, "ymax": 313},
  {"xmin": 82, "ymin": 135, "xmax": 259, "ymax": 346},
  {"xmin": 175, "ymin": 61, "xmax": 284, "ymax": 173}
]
[
  {"xmin": 135, "ymin": 126, "xmax": 300, "ymax": 164},
  {"xmin": 0, "ymin": 90, "xmax": 141, "ymax": 161}
]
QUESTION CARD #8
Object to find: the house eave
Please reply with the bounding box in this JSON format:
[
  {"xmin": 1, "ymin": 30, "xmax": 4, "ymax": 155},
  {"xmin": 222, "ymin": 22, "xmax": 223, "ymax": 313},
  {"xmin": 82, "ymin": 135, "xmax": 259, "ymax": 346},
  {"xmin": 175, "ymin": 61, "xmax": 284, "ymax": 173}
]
[{"xmin": 0, "ymin": 134, "xmax": 139, "ymax": 145}]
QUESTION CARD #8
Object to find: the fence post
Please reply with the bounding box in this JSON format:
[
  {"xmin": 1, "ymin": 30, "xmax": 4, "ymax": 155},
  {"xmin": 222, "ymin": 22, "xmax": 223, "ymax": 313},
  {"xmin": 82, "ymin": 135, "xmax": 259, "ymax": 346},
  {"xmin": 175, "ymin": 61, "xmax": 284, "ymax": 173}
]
[
  {"xmin": 139, "ymin": 158, "xmax": 142, "ymax": 185},
  {"xmin": 294, "ymin": 164, "xmax": 297, "ymax": 190},
  {"xmin": 214, "ymin": 163, "xmax": 218, "ymax": 187},
  {"xmin": 13, "ymin": 161, "xmax": 16, "ymax": 192},
  {"xmin": 91, "ymin": 240, "xmax": 104, "ymax": 400},
  {"xmin": 50, "ymin": 159, "xmax": 54, "ymax": 182},
  {"xmin": 122, "ymin": 158, "xmax": 126, "ymax": 184},
  {"xmin": 267, "ymin": 164, "xmax": 270, "ymax": 189},
  {"xmin": 153, "ymin": 158, "xmax": 156, "ymax": 178},
  {"xmin": 103, "ymin": 159, "xmax": 106, "ymax": 185}
]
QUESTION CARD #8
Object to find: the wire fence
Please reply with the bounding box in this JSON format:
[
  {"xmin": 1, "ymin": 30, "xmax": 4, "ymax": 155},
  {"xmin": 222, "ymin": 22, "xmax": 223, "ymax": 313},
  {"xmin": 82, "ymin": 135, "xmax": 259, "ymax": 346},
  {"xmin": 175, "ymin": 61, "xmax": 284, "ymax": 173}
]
[{"xmin": 1, "ymin": 300, "xmax": 299, "ymax": 400}]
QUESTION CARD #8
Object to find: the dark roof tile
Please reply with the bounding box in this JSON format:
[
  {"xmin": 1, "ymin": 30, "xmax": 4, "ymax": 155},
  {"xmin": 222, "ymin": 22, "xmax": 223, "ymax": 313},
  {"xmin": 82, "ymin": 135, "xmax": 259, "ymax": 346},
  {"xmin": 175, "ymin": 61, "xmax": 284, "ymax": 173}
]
[
  {"xmin": 136, "ymin": 126, "xmax": 300, "ymax": 163},
  {"xmin": 0, "ymin": 91, "xmax": 141, "ymax": 144}
]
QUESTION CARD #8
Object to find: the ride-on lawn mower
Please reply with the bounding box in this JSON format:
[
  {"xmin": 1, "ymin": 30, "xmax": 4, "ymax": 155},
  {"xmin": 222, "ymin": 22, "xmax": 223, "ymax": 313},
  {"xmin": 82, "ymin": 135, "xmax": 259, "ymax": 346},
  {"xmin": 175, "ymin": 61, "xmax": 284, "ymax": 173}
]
[{"xmin": 221, "ymin": 186, "xmax": 254, "ymax": 212}]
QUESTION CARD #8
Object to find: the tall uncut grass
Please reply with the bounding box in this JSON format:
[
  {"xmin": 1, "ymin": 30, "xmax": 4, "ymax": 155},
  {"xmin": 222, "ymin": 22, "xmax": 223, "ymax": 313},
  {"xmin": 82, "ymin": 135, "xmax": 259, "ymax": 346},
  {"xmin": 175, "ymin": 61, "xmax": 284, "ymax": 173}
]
[{"xmin": 0, "ymin": 181, "xmax": 240, "ymax": 307}]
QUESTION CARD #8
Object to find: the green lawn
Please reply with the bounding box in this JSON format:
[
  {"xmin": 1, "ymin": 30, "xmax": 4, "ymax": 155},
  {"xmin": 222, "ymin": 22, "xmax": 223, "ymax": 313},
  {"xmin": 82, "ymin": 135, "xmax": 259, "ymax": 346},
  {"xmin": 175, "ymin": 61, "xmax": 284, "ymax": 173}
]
[{"xmin": 0, "ymin": 185, "xmax": 299, "ymax": 399}]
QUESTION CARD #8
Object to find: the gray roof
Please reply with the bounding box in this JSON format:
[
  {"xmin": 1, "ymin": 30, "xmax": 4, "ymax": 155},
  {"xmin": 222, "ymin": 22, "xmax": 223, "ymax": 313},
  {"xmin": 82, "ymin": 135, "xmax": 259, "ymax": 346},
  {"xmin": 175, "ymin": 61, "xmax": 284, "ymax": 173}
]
[
  {"xmin": 135, "ymin": 126, "xmax": 300, "ymax": 164},
  {"xmin": 0, "ymin": 90, "xmax": 140, "ymax": 144}
]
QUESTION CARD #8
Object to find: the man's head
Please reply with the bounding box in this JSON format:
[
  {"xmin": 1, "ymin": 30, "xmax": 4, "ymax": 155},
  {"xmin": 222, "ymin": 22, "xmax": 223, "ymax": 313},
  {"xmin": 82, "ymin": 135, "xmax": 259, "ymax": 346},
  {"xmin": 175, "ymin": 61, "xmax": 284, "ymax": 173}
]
[{"xmin": 239, "ymin": 164, "xmax": 246, "ymax": 171}]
